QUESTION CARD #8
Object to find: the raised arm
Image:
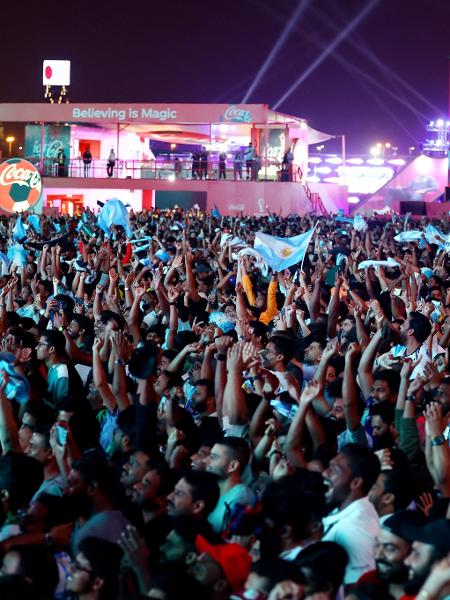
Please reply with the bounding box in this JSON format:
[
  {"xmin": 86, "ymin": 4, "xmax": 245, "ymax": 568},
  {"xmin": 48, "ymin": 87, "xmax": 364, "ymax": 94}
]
[
  {"xmin": 285, "ymin": 381, "xmax": 321, "ymax": 468},
  {"xmin": 0, "ymin": 372, "xmax": 21, "ymax": 453},
  {"xmin": 424, "ymin": 402, "xmax": 450, "ymax": 496},
  {"xmin": 222, "ymin": 344, "xmax": 248, "ymax": 425},
  {"xmin": 357, "ymin": 327, "xmax": 383, "ymax": 401},
  {"xmin": 92, "ymin": 338, "xmax": 116, "ymax": 413},
  {"xmin": 110, "ymin": 332, "xmax": 132, "ymax": 412},
  {"xmin": 327, "ymin": 276, "xmax": 343, "ymax": 339},
  {"xmin": 184, "ymin": 252, "xmax": 201, "ymax": 303},
  {"xmin": 343, "ymin": 342, "xmax": 362, "ymax": 433}
]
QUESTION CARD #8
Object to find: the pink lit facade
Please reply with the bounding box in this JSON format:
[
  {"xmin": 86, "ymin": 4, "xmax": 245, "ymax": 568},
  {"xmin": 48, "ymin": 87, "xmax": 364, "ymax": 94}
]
[{"xmin": 0, "ymin": 102, "xmax": 340, "ymax": 216}]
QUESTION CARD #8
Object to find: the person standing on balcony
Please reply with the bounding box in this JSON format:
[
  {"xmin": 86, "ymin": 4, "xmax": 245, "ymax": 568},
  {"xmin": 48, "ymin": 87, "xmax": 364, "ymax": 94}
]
[
  {"xmin": 251, "ymin": 152, "xmax": 261, "ymax": 181},
  {"xmin": 191, "ymin": 150, "xmax": 200, "ymax": 180},
  {"xmin": 57, "ymin": 149, "xmax": 66, "ymax": 177},
  {"xmin": 244, "ymin": 142, "xmax": 255, "ymax": 179},
  {"xmin": 174, "ymin": 157, "xmax": 182, "ymax": 179},
  {"xmin": 107, "ymin": 148, "xmax": 116, "ymax": 177},
  {"xmin": 218, "ymin": 151, "xmax": 227, "ymax": 180},
  {"xmin": 200, "ymin": 146, "xmax": 208, "ymax": 180},
  {"xmin": 83, "ymin": 148, "xmax": 92, "ymax": 177},
  {"xmin": 233, "ymin": 150, "xmax": 243, "ymax": 180},
  {"xmin": 282, "ymin": 148, "xmax": 294, "ymax": 182}
]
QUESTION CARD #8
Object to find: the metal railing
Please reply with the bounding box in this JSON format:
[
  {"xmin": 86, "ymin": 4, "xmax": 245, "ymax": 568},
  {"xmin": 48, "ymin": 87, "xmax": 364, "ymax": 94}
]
[{"xmin": 27, "ymin": 156, "xmax": 306, "ymax": 183}]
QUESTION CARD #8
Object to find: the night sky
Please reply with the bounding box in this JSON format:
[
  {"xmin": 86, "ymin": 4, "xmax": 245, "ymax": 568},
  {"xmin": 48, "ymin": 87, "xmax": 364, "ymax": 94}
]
[{"xmin": 1, "ymin": 0, "xmax": 449, "ymax": 153}]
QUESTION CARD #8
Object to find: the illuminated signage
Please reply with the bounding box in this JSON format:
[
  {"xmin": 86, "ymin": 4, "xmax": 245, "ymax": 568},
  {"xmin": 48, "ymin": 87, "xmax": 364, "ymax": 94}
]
[
  {"xmin": 42, "ymin": 60, "xmax": 71, "ymax": 86},
  {"xmin": 72, "ymin": 107, "xmax": 178, "ymax": 122},
  {"xmin": 222, "ymin": 105, "xmax": 252, "ymax": 123},
  {"xmin": 0, "ymin": 158, "xmax": 42, "ymax": 213}
]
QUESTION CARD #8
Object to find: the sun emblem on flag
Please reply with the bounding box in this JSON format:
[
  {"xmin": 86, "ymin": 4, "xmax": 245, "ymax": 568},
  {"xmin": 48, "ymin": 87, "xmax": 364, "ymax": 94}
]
[{"xmin": 281, "ymin": 247, "xmax": 294, "ymax": 257}]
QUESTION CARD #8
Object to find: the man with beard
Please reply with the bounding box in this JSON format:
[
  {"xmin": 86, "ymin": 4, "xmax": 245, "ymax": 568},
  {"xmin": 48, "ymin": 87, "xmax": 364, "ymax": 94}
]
[
  {"xmin": 403, "ymin": 518, "xmax": 450, "ymax": 598},
  {"xmin": 167, "ymin": 469, "xmax": 220, "ymax": 523},
  {"xmin": 354, "ymin": 511, "xmax": 421, "ymax": 599},
  {"xmin": 130, "ymin": 459, "xmax": 174, "ymax": 563},
  {"xmin": 322, "ymin": 444, "xmax": 380, "ymax": 585},
  {"xmin": 120, "ymin": 449, "xmax": 152, "ymax": 496},
  {"xmin": 66, "ymin": 314, "xmax": 95, "ymax": 354},
  {"xmin": 206, "ymin": 437, "xmax": 256, "ymax": 534},
  {"xmin": 368, "ymin": 450, "xmax": 413, "ymax": 523},
  {"xmin": 191, "ymin": 379, "xmax": 222, "ymax": 442},
  {"xmin": 369, "ymin": 402, "xmax": 397, "ymax": 450},
  {"xmin": 378, "ymin": 312, "xmax": 432, "ymax": 380},
  {"xmin": 259, "ymin": 335, "xmax": 301, "ymax": 403}
]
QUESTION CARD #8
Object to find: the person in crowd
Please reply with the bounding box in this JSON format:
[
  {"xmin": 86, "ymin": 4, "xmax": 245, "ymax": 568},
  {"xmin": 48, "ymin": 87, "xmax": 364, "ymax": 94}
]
[{"xmin": 0, "ymin": 206, "xmax": 449, "ymax": 598}]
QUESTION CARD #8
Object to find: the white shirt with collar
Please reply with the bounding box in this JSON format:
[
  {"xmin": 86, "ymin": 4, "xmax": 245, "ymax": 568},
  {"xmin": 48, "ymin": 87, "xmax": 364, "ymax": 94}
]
[{"xmin": 322, "ymin": 496, "xmax": 380, "ymax": 585}]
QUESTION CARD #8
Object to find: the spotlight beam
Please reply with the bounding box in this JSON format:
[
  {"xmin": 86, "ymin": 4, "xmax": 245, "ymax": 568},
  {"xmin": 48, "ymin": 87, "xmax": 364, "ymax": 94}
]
[
  {"xmin": 332, "ymin": 50, "xmax": 429, "ymax": 123},
  {"xmin": 242, "ymin": 0, "xmax": 310, "ymax": 103},
  {"xmin": 273, "ymin": 0, "xmax": 381, "ymax": 109},
  {"xmin": 252, "ymin": 0, "xmax": 428, "ymax": 127},
  {"xmin": 342, "ymin": 59, "xmax": 416, "ymax": 140},
  {"xmin": 309, "ymin": 4, "xmax": 442, "ymax": 115},
  {"xmin": 353, "ymin": 34, "xmax": 442, "ymax": 115}
]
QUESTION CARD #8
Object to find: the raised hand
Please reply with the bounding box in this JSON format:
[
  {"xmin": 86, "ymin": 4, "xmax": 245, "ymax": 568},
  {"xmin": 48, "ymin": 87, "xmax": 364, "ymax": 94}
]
[
  {"xmin": 300, "ymin": 380, "xmax": 321, "ymax": 405},
  {"xmin": 167, "ymin": 286, "xmax": 180, "ymax": 303},
  {"xmin": 214, "ymin": 335, "xmax": 233, "ymax": 354},
  {"xmin": 171, "ymin": 254, "xmax": 184, "ymax": 270},
  {"xmin": 227, "ymin": 343, "xmax": 243, "ymax": 372},
  {"xmin": 242, "ymin": 340, "xmax": 260, "ymax": 369},
  {"xmin": 110, "ymin": 331, "xmax": 133, "ymax": 362},
  {"xmin": 152, "ymin": 264, "xmax": 164, "ymax": 290},
  {"xmin": 185, "ymin": 341, "xmax": 203, "ymax": 355},
  {"xmin": 109, "ymin": 268, "xmax": 119, "ymax": 282},
  {"xmin": 400, "ymin": 357, "xmax": 416, "ymax": 380},
  {"xmin": 425, "ymin": 401, "xmax": 445, "ymax": 439},
  {"xmin": 118, "ymin": 525, "xmax": 149, "ymax": 572},
  {"xmin": 134, "ymin": 282, "xmax": 147, "ymax": 300},
  {"xmin": 417, "ymin": 492, "xmax": 434, "ymax": 518},
  {"xmin": 92, "ymin": 336, "xmax": 104, "ymax": 354},
  {"xmin": 346, "ymin": 341, "xmax": 361, "ymax": 361},
  {"xmin": 406, "ymin": 375, "xmax": 426, "ymax": 397},
  {"xmin": 125, "ymin": 270, "xmax": 135, "ymax": 287},
  {"xmin": 323, "ymin": 338, "xmax": 339, "ymax": 360}
]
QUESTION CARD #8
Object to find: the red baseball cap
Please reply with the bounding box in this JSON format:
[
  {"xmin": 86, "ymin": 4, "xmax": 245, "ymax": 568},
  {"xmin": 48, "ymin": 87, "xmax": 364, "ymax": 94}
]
[{"xmin": 195, "ymin": 535, "xmax": 252, "ymax": 591}]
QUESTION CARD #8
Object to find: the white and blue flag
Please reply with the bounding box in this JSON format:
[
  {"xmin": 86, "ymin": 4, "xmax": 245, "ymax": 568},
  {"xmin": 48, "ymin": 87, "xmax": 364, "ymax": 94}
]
[
  {"xmin": 97, "ymin": 198, "xmax": 132, "ymax": 237},
  {"xmin": 254, "ymin": 227, "xmax": 316, "ymax": 272},
  {"xmin": 12, "ymin": 217, "xmax": 26, "ymax": 241}
]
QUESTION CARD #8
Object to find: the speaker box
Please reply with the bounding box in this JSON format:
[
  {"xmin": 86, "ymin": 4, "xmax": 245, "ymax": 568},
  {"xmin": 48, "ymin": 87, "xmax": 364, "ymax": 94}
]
[{"xmin": 400, "ymin": 201, "xmax": 427, "ymax": 215}]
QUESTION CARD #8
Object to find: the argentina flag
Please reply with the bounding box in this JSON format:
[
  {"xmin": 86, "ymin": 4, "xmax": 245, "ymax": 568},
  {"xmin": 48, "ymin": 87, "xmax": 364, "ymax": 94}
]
[{"xmin": 254, "ymin": 226, "xmax": 316, "ymax": 271}]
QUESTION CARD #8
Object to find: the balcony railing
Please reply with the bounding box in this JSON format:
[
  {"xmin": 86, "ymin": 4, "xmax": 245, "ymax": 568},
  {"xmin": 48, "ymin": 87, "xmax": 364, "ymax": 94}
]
[{"xmin": 28, "ymin": 156, "xmax": 304, "ymax": 183}]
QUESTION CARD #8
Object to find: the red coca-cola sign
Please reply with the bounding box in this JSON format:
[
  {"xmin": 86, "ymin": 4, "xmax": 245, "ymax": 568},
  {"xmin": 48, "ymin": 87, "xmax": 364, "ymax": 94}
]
[{"xmin": 0, "ymin": 158, "xmax": 42, "ymax": 213}]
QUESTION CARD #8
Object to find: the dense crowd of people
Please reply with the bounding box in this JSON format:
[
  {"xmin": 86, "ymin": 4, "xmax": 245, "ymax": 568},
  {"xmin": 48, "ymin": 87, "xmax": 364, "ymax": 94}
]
[{"xmin": 0, "ymin": 206, "xmax": 449, "ymax": 600}]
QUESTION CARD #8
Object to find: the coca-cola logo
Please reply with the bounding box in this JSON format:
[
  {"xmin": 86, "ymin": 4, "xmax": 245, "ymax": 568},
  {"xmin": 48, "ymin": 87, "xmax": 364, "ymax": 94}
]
[
  {"xmin": 223, "ymin": 105, "xmax": 252, "ymax": 123},
  {"xmin": 0, "ymin": 159, "xmax": 42, "ymax": 213}
]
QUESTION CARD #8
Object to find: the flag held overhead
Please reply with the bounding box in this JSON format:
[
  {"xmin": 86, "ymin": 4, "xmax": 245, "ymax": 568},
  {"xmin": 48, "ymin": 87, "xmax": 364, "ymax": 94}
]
[{"xmin": 253, "ymin": 227, "xmax": 316, "ymax": 272}]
